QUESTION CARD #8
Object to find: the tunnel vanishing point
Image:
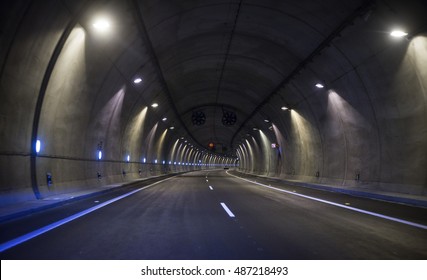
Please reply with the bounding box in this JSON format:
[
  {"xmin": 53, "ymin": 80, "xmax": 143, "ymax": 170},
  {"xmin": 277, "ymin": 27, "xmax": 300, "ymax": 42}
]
[{"xmin": 1, "ymin": 0, "xmax": 427, "ymax": 206}]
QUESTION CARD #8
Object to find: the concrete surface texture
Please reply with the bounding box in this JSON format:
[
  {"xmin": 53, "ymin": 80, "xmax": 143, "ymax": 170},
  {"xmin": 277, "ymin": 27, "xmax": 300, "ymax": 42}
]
[{"xmin": 0, "ymin": 0, "xmax": 426, "ymax": 205}]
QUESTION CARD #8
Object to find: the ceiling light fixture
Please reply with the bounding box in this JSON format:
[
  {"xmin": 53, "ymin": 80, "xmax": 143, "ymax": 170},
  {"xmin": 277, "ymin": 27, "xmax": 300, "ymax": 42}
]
[
  {"xmin": 390, "ymin": 30, "xmax": 408, "ymax": 38},
  {"xmin": 151, "ymin": 103, "xmax": 158, "ymax": 108},
  {"xmin": 133, "ymin": 78, "xmax": 142, "ymax": 84},
  {"xmin": 93, "ymin": 18, "xmax": 111, "ymax": 32},
  {"xmin": 162, "ymin": 117, "xmax": 167, "ymax": 121},
  {"xmin": 315, "ymin": 83, "xmax": 325, "ymax": 88},
  {"xmin": 281, "ymin": 106, "xmax": 289, "ymax": 111}
]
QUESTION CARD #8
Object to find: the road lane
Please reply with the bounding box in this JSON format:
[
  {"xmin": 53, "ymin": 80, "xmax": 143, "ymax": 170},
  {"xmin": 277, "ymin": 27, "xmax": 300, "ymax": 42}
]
[
  {"xmin": 220, "ymin": 170, "xmax": 427, "ymax": 259},
  {"xmin": 1, "ymin": 171, "xmax": 265, "ymax": 259},
  {"xmin": 1, "ymin": 169, "xmax": 426, "ymax": 259}
]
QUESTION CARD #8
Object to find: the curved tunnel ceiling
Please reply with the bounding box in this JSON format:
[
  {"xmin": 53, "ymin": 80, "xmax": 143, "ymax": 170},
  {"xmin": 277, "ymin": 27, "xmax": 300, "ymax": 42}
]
[
  {"xmin": 130, "ymin": 0, "xmax": 360, "ymax": 151},
  {"xmin": 102, "ymin": 0, "xmax": 425, "ymax": 155}
]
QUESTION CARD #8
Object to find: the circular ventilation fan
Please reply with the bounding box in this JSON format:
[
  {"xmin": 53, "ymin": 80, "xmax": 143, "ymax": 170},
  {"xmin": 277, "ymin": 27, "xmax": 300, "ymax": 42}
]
[
  {"xmin": 192, "ymin": 111, "xmax": 206, "ymax": 126},
  {"xmin": 222, "ymin": 110, "xmax": 237, "ymax": 126}
]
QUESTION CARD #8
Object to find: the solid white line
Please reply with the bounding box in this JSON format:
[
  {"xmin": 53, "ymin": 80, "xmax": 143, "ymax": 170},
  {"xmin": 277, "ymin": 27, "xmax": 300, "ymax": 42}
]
[
  {"xmin": 220, "ymin": 202, "xmax": 235, "ymax": 218},
  {"xmin": 227, "ymin": 171, "xmax": 427, "ymax": 230},
  {"xmin": 209, "ymin": 186, "xmax": 213, "ymax": 190},
  {"xmin": 0, "ymin": 177, "xmax": 174, "ymax": 253}
]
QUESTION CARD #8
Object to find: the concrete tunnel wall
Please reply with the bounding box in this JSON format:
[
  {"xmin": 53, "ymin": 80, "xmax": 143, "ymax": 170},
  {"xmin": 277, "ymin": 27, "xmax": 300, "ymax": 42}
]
[
  {"xmin": 0, "ymin": 0, "xmax": 227, "ymax": 204},
  {"xmin": 1, "ymin": 0, "xmax": 427, "ymax": 206},
  {"xmin": 236, "ymin": 25, "xmax": 427, "ymax": 195}
]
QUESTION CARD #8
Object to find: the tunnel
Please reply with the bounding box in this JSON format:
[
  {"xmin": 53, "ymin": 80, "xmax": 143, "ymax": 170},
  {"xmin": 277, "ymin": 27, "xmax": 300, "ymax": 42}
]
[{"xmin": 0, "ymin": 0, "xmax": 427, "ymax": 260}]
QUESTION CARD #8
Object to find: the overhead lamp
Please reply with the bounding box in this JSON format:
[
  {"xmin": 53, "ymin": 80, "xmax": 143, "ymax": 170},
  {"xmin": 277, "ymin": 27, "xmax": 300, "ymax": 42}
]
[
  {"xmin": 281, "ymin": 106, "xmax": 289, "ymax": 111},
  {"xmin": 390, "ymin": 30, "xmax": 408, "ymax": 38},
  {"xmin": 264, "ymin": 119, "xmax": 270, "ymax": 123},
  {"xmin": 133, "ymin": 78, "xmax": 142, "ymax": 84},
  {"xmin": 169, "ymin": 126, "xmax": 175, "ymax": 130},
  {"xmin": 162, "ymin": 117, "xmax": 167, "ymax": 122},
  {"xmin": 151, "ymin": 103, "xmax": 158, "ymax": 108},
  {"xmin": 93, "ymin": 18, "xmax": 111, "ymax": 32},
  {"xmin": 315, "ymin": 83, "xmax": 324, "ymax": 88},
  {"xmin": 253, "ymin": 128, "xmax": 258, "ymax": 131}
]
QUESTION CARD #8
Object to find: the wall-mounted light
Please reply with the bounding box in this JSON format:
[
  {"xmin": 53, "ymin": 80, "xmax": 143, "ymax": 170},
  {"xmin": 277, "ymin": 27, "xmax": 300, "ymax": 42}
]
[
  {"xmin": 35, "ymin": 140, "xmax": 41, "ymax": 154},
  {"xmin": 98, "ymin": 150, "xmax": 103, "ymax": 160},
  {"xmin": 133, "ymin": 78, "xmax": 142, "ymax": 84},
  {"xmin": 126, "ymin": 155, "xmax": 130, "ymax": 162},
  {"xmin": 143, "ymin": 157, "xmax": 146, "ymax": 163},
  {"xmin": 390, "ymin": 30, "xmax": 408, "ymax": 38}
]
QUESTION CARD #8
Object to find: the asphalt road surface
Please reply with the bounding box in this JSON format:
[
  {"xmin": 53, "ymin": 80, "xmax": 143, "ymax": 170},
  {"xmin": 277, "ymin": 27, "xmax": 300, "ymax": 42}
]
[{"xmin": 1, "ymin": 170, "xmax": 426, "ymax": 259}]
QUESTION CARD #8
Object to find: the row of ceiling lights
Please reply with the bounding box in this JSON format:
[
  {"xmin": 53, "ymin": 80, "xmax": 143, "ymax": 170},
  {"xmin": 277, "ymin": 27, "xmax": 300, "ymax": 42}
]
[
  {"xmin": 92, "ymin": 17, "xmax": 409, "ymax": 154},
  {"xmin": 92, "ymin": 17, "xmax": 223, "ymax": 156},
  {"xmin": 91, "ymin": 17, "xmax": 175, "ymax": 130}
]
